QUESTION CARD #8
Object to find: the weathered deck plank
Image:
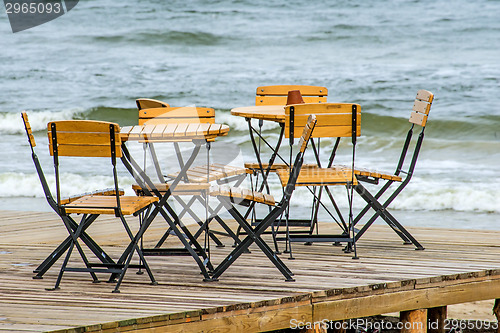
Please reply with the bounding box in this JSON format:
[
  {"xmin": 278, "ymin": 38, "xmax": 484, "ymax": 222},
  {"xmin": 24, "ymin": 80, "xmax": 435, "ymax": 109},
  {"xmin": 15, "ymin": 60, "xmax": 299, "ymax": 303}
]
[{"xmin": 1, "ymin": 209, "xmax": 500, "ymax": 332}]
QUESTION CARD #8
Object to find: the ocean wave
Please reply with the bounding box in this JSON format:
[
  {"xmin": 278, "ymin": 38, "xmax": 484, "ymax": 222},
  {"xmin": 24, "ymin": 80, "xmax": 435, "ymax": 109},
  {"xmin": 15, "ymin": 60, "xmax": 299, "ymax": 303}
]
[
  {"xmin": 84, "ymin": 107, "xmax": 137, "ymax": 126},
  {"xmin": 93, "ymin": 31, "xmax": 225, "ymax": 46},
  {"xmin": 9, "ymin": 106, "xmax": 500, "ymax": 160},
  {"xmin": 285, "ymin": 180, "xmax": 500, "ymax": 214},
  {"xmin": 0, "ymin": 172, "xmax": 135, "ymax": 198},
  {"xmin": 2, "ymin": 107, "xmax": 138, "ymax": 135},
  {"xmin": 392, "ymin": 184, "xmax": 500, "ymax": 213},
  {"xmin": 10, "ymin": 108, "xmax": 500, "ymax": 140},
  {"xmin": 215, "ymin": 110, "xmax": 280, "ymax": 133},
  {"xmin": 214, "ymin": 110, "xmax": 500, "ymax": 147},
  {"xmin": 1, "ymin": 109, "xmax": 84, "ymax": 134},
  {"xmin": 1, "ymin": 170, "xmax": 499, "ymax": 214},
  {"xmin": 360, "ymin": 113, "xmax": 500, "ymax": 142}
]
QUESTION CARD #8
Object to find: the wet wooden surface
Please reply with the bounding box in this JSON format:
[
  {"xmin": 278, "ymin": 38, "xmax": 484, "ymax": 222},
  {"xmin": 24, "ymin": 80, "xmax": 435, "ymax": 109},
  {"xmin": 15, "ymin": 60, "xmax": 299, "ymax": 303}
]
[{"xmin": 1, "ymin": 209, "xmax": 499, "ymax": 332}]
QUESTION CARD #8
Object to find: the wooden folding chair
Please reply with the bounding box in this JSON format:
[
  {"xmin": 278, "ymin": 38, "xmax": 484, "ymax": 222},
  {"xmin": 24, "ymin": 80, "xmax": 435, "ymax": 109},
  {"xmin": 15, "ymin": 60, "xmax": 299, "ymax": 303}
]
[
  {"xmin": 275, "ymin": 103, "xmax": 361, "ymax": 258},
  {"xmin": 21, "ymin": 113, "xmax": 124, "ymax": 280},
  {"xmin": 209, "ymin": 115, "xmax": 317, "ymax": 281},
  {"xmin": 43, "ymin": 120, "xmax": 158, "ymax": 292},
  {"xmin": 242, "ymin": 101, "xmax": 361, "ymax": 245},
  {"xmin": 347, "ymin": 90, "xmax": 434, "ymax": 250}
]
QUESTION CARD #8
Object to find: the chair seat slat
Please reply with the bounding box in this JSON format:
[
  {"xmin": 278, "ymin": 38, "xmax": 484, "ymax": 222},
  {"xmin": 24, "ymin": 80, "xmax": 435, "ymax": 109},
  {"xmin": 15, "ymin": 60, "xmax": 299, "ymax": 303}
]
[
  {"xmin": 64, "ymin": 194, "xmax": 157, "ymax": 216},
  {"xmin": 210, "ymin": 185, "xmax": 275, "ymax": 206},
  {"xmin": 132, "ymin": 182, "xmax": 210, "ymax": 193},
  {"xmin": 168, "ymin": 164, "xmax": 248, "ymax": 183},
  {"xmin": 60, "ymin": 188, "xmax": 125, "ymax": 205}
]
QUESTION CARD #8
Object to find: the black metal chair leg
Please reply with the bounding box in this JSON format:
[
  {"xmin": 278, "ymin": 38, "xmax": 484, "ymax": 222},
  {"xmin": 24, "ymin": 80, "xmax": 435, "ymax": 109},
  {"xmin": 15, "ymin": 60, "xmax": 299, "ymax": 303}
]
[
  {"xmin": 46, "ymin": 243, "xmax": 73, "ymax": 291},
  {"xmin": 354, "ymin": 184, "xmax": 424, "ymax": 250}
]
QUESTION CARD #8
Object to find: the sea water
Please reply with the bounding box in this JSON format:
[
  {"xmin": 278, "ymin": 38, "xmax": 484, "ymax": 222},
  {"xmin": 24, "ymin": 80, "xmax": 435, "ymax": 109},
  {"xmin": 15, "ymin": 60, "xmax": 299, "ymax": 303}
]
[{"xmin": 0, "ymin": 0, "xmax": 499, "ymax": 230}]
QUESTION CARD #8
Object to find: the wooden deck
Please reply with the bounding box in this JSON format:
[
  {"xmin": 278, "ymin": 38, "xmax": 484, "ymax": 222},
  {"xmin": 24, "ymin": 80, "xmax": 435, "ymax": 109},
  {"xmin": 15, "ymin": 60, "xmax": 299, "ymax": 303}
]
[{"xmin": 1, "ymin": 209, "xmax": 500, "ymax": 332}]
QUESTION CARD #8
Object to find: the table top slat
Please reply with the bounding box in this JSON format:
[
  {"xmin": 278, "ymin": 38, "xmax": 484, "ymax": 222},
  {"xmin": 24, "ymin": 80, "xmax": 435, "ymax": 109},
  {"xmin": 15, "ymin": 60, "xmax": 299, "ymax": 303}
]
[
  {"xmin": 151, "ymin": 123, "xmax": 167, "ymax": 138},
  {"xmin": 197, "ymin": 123, "xmax": 211, "ymax": 135},
  {"xmin": 141, "ymin": 124, "xmax": 157, "ymax": 140},
  {"xmin": 174, "ymin": 123, "xmax": 189, "ymax": 137},
  {"xmin": 129, "ymin": 126, "xmax": 143, "ymax": 135},
  {"xmin": 185, "ymin": 123, "xmax": 201, "ymax": 137},
  {"xmin": 162, "ymin": 123, "xmax": 178, "ymax": 138},
  {"xmin": 120, "ymin": 126, "xmax": 134, "ymax": 135},
  {"xmin": 219, "ymin": 124, "xmax": 230, "ymax": 135}
]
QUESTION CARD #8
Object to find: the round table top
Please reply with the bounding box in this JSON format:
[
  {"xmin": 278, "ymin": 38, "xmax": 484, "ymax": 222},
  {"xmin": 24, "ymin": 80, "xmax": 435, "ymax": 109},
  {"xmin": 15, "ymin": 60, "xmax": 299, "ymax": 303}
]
[
  {"xmin": 120, "ymin": 123, "xmax": 229, "ymax": 142},
  {"xmin": 230, "ymin": 105, "xmax": 285, "ymax": 123}
]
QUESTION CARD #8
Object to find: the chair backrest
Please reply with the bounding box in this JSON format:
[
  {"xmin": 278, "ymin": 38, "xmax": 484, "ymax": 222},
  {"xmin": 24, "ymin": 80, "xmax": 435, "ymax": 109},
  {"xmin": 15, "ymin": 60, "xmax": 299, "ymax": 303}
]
[
  {"xmin": 138, "ymin": 106, "xmax": 215, "ymax": 125},
  {"xmin": 409, "ymin": 89, "xmax": 434, "ymax": 127},
  {"xmin": 256, "ymin": 85, "xmax": 328, "ymax": 105},
  {"xmin": 136, "ymin": 98, "xmax": 169, "ymax": 110},
  {"xmin": 47, "ymin": 120, "xmax": 122, "ymax": 158},
  {"xmin": 21, "ymin": 112, "xmax": 36, "ymax": 148},
  {"xmin": 47, "ymin": 120, "xmax": 122, "ymax": 208},
  {"xmin": 285, "ymin": 103, "xmax": 361, "ymax": 140},
  {"xmin": 395, "ymin": 89, "xmax": 434, "ymax": 179}
]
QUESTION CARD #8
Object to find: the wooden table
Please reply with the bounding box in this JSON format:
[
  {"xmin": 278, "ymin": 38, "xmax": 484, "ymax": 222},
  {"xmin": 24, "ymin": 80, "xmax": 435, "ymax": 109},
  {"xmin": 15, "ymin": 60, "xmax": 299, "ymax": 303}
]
[
  {"xmin": 119, "ymin": 122, "xmax": 230, "ymax": 281},
  {"xmin": 231, "ymin": 105, "xmax": 285, "ymax": 123}
]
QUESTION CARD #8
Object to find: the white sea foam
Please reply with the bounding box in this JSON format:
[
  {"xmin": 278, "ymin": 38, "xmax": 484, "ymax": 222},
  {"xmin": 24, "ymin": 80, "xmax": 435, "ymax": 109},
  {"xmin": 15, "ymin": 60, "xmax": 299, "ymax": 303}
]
[
  {"xmin": 1, "ymin": 109, "xmax": 84, "ymax": 134},
  {"xmin": 0, "ymin": 172, "xmax": 135, "ymax": 198},
  {"xmin": 390, "ymin": 182, "xmax": 500, "ymax": 213},
  {"xmin": 279, "ymin": 177, "xmax": 500, "ymax": 214},
  {"xmin": 1, "ymin": 169, "xmax": 499, "ymax": 215},
  {"xmin": 215, "ymin": 111, "xmax": 280, "ymax": 133}
]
